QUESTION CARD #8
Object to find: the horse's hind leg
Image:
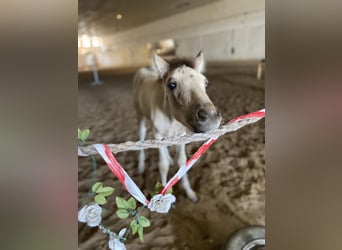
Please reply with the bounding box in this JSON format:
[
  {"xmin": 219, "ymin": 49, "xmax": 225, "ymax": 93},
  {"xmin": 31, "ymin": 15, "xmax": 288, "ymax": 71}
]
[
  {"xmin": 138, "ymin": 117, "xmax": 147, "ymax": 173},
  {"xmin": 177, "ymin": 144, "xmax": 198, "ymax": 202}
]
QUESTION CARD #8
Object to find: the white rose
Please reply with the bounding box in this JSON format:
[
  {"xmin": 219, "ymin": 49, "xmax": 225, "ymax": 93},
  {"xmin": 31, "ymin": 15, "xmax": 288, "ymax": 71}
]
[
  {"xmin": 147, "ymin": 194, "xmax": 176, "ymax": 213},
  {"xmin": 78, "ymin": 204, "xmax": 102, "ymax": 227},
  {"xmin": 108, "ymin": 228, "xmax": 126, "ymax": 250}
]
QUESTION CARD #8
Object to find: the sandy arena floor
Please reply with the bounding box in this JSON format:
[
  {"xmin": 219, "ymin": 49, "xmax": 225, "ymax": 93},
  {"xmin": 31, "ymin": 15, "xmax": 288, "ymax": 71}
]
[{"xmin": 78, "ymin": 65, "xmax": 265, "ymax": 250}]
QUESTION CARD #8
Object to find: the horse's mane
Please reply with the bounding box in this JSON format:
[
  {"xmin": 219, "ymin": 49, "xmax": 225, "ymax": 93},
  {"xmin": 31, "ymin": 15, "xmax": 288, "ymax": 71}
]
[{"xmin": 165, "ymin": 57, "xmax": 195, "ymax": 71}]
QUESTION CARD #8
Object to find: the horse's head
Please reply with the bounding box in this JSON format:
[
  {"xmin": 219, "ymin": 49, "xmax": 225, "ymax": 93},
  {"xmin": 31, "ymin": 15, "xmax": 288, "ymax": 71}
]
[{"xmin": 152, "ymin": 51, "xmax": 221, "ymax": 133}]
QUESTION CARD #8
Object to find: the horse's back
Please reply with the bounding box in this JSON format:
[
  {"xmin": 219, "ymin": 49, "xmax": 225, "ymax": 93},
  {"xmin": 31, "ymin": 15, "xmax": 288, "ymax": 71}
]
[{"xmin": 133, "ymin": 66, "xmax": 156, "ymax": 86}]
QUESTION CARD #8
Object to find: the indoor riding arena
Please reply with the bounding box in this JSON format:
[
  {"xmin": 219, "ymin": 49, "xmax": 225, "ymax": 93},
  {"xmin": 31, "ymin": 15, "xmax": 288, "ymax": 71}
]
[{"xmin": 78, "ymin": 0, "xmax": 265, "ymax": 249}]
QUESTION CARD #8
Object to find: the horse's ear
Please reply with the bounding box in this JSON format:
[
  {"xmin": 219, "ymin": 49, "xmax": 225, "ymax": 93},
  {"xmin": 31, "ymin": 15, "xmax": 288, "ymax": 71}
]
[
  {"xmin": 151, "ymin": 52, "xmax": 169, "ymax": 78},
  {"xmin": 193, "ymin": 51, "xmax": 205, "ymax": 73}
]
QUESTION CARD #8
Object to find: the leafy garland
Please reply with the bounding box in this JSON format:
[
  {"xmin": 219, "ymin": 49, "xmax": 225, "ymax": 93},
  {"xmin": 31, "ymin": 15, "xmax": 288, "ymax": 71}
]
[{"xmin": 78, "ymin": 129, "xmax": 174, "ymax": 249}]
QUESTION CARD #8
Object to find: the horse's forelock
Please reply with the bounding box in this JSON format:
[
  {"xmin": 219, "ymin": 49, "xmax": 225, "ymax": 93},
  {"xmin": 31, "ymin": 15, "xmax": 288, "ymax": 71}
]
[{"xmin": 166, "ymin": 58, "xmax": 196, "ymax": 71}]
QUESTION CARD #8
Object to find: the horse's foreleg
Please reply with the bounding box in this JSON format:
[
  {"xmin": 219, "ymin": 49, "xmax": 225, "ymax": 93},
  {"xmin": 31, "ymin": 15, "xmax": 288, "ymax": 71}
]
[
  {"xmin": 177, "ymin": 144, "xmax": 198, "ymax": 202},
  {"xmin": 158, "ymin": 146, "xmax": 171, "ymax": 186},
  {"xmin": 138, "ymin": 118, "xmax": 147, "ymax": 173}
]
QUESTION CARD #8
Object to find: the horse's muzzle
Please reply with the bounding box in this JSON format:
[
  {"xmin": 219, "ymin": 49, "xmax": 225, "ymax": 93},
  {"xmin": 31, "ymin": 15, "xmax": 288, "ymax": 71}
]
[{"xmin": 194, "ymin": 107, "xmax": 221, "ymax": 133}]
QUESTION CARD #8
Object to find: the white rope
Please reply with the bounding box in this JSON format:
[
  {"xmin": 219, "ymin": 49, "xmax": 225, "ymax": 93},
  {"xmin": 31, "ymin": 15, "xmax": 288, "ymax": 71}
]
[{"xmin": 78, "ymin": 111, "xmax": 264, "ymax": 156}]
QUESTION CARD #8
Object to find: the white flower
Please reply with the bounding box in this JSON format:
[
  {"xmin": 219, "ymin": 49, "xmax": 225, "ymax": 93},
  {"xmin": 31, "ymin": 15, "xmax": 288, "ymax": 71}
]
[
  {"xmin": 108, "ymin": 228, "xmax": 126, "ymax": 250},
  {"xmin": 78, "ymin": 204, "xmax": 102, "ymax": 227},
  {"xmin": 147, "ymin": 194, "xmax": 176, "ymax": 213}
]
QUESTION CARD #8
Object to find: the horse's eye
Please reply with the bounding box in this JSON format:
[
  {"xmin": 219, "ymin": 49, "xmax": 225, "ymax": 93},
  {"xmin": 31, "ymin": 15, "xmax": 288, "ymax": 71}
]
[
  {"xmin": 205, "ymin": 80, "xmax": 209, "ymax": 88},
  {"xmin": 167, "ymin": 81, "xmax": 177, "ymax": 90}
]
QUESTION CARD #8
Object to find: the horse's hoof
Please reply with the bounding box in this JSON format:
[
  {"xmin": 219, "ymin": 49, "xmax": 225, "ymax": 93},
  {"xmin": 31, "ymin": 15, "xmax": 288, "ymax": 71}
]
[{"xmin": 187, "ymin": 191, "xmax": 198, "ymax": 202}]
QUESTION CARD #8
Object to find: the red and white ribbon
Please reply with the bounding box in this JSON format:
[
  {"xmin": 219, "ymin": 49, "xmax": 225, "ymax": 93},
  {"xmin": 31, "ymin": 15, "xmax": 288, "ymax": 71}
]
[
  {"xmin": 160, "ymin": 108, "xmax": 265, "ymax": 194},
  {"xmin": 84, "ymin": 109, "xmax": 265, "ymax": 206},
  {"xmin": 160, "ymin": 136, "xmax": 218, "ymax": 195},
  {"xmin": 93, "ymin": 144, "xmax": 149, "ymax": 206}
]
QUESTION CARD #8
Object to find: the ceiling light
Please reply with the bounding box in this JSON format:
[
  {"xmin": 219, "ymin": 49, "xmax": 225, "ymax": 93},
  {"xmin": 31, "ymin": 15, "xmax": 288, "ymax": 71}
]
[
  {"xmin": 116, "ymin": 14, "xmax": 122, "ymax": 20},
  {"xmin": 81, "ymin": 35, "xmax": 91, "ymax": 48},
  {"xmin": 91, "ymin": 37, "xmax": 101, "ymax": 47}
]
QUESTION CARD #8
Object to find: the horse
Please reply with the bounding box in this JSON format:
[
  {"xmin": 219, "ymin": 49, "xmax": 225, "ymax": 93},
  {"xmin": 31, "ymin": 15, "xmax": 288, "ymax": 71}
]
[{"xmin": 133, "ymin": 51, "xmax": 222, "ymax": 201}]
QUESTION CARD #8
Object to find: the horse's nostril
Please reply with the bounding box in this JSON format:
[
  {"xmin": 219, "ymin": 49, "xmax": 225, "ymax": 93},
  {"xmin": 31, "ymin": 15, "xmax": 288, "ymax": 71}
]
[
  {"xmin": 216, "ymin": 110, "xmax": 221, "ymax": 117},
  {"xmin": 197, "ymin": 109, "xmax": 208, "ymax": 122}
]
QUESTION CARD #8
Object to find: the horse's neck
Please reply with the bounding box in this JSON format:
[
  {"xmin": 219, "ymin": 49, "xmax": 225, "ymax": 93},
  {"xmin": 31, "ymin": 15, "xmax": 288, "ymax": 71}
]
[
  {"xmin": 162, "ymin": 95, "xmax": 172, "ymax": 120},
  {"xmin": 154, "ymin": 79, "xmax": 171, "ymax": 120},
  {"xmin": 153, "ymin": 107, "xmax": 187, "ymax": 137}
]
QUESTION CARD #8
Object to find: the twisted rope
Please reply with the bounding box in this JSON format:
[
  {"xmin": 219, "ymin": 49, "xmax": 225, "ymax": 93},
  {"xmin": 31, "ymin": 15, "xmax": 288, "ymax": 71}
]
[{"xmin": 78, "ymin": 109, "xmax": 265, "ymax": 156}]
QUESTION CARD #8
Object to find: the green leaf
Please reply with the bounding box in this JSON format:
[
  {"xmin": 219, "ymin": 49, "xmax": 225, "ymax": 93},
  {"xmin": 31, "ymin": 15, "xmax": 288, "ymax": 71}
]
[
  {"xmin": 116, "ymin": 197, "xmax": 128, "ymax": 209},
  {"xmin": 154, "ymin": 182, "xmax": 163, "ymax": 192},
  {"xmin": 97, "ymin": 186, "xmax": 114, "ymax": 196},
  {"xmin": 151, "ymin": 181, "xmax": 163, "ymax": 196},
  {"xmin": 80, "ymin": 129, "xmax": 90, "ymax": 142},
  {"xmin": 94, "ymin": 194, "xmax": 107, "ymax": 205},
  {"xmin": 116, "ymin": 209, "xmax": 129, "ymax": 219},
  {"xmin": 127, "ymin": 197, "xmax": 137, "ymax": 209},
  {"xmin": 137, "ymin": 225, "xmax": 144, "ymax": 242},
  {"xmin": 78, "ymin": 128, "xmax": 81, "ymax": 140},
  {"xmin": 130, "ymin": 220, "xmax": 139, "ymax": 235},
  {"xmin": 92, "ymin": 182, "xmax": 103, "ymax": 193},
  {"xmin": 138, "ymin": 216, "xmax": 150, "ymax": 228},
  {"xmin": 166, "ymin": 187, "xmax": 173, "ymax": 194}
]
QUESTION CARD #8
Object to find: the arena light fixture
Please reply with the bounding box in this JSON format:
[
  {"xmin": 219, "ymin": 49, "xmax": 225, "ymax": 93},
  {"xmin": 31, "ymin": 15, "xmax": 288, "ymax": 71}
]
[
  {"xmin": 91, "ymin": 37, "xmax": 101, "ymax": 47},
  {"xmin": 116, "ymin": 14, "xmax": 122, "ymax": 20},
  {"xmin": 81, "ymin": 35, "xmax": 91, "ymax": 48}
]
